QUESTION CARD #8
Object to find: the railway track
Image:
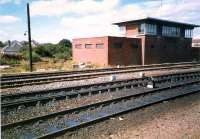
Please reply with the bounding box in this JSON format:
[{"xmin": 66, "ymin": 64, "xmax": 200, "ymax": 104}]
[
  {"xmin": 1, "ymin": 62, "xmax": 197, "ymax": 81},
  {"xmin": 2, "ymin": 70, "xmax": 200, "ymax": 111},
  {"xmin": 2, "ymin": 79, "xmax": 200, "ymax": 139},
  {"xmin": 1, "ymin": 62, "xmax": 200, "ymax": 89}
]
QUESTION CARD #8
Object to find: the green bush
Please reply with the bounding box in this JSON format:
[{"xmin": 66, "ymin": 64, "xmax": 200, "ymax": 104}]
[
  {"xmin": 0, "ymin": 41, "xmax": 5, "ymax": 48},
  {"xmin": 58, "ymin": 39, "xmax": 72, "ymax": 48},
  {"xmin": 32, "ymin": 51, "xmax": 41, "ymax": 62},
  {"xmin": 1, "ymin": 39, "xmax": 72, "ymax": 66},
  {"xmin": 34, "ymin": 43, "xmax": 55, "ymax": 57},
  {"xmin": 54, "ymin": 53, "xmax": 68, "ymax": 59},
  {"xmin": 22, "ymin": 51, "xmax": 41, "ymax": 62},
  {"xmin": 33, "ymin": 43, "xmax": 72, "ymax": 59},
  {"xmin": 0, "ymin": 54, "xmax": 21, "ymax": 65},
  {"xmin": 53, "ymin": 46, "xmax": 71, "ymax": 59},
  {"xmin": 19, "ymin": 40, "xmax": 72, "ymax": 61}
]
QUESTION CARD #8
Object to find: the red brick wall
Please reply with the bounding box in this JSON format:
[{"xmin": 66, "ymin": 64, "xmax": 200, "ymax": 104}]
[
  {"xmin": 125, "ymin": 25, "xmax": 138, "ymax": 37},
  {"xmin": 72, "ymin": 35, "xmax": 196, "ymax": 66},
  {"xmin": 72, "ymin": 36, "xmax": 142, "ymax": 66},
  {"xmin": 108, "ymin": 37, "xmax": 141, "ymax": 65},
  {"xmin": 144, "ymin": 36, "xmax": 194, "ymax": 64},
  {"xmin": 72, "ymin": 37, "xmax": 108, "ymax": 66},
  {"xmin": 191, "ymin": 47, "xmax": 200, "ymax": 60}
]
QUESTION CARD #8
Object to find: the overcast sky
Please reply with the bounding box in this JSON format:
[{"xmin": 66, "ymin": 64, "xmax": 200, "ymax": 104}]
[{"xmin": 0, "ymin": 0, "xmax": 200, "ymax": 43}]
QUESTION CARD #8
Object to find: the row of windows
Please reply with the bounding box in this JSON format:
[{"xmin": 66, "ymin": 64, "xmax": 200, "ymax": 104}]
[
  {"xmin": 75, "ymin": 43, "xmax": 104, "ymax": 49},
  {"xmin": 149, "ymin": 44, "xmax": 187, "ymax": 48},
  {"xmin": 75, "ymin": 43, "xmax": 139, "ymax": 49},
  {"xmin": 185, "ymin": 29, "xmax": 193, "ymax": 38},
  {"xmin": 146, "ymin": 24, "xmax": 157, "ymax": 35},
  {"xmin": 138, "ymin": 23, "xmax": 157, "ymax": 35},
  {"xmin": 162, "ymin": 26, "xmax": 180, "ymax": 37},
  {"xmin": 75, "ymin": 43, "xmax": 183, "ymax": 49},
  {"xmin": 112, "ymin": 42, "xmax": 140, "ymax": 48},
  {"xmin": 138, "ymin": 23, "xmax": 193, "ymax": 38}
]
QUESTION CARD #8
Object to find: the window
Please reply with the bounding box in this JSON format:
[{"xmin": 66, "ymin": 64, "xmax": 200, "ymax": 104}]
[
  {"xmin": 146, "ymin": 24, "xmax": 157, "ymax": 35},
  {"xmin": 138, "ymin": 23, "xmax": 157, "ymax": 35},
  {"xmin": 131, "ymin": 43, "xmax": 138, "ymax": 48},
  {"xmin": 162, "ymin": 26, "xmax": 180, "ymax": 37},
  {"xmin": 138, "ymin": 23, "xmax": 145, "ymax": 34},
  {"xmin": 119, "ymin": 26, "xmax": 126, "ymax": 35},
  {"xmin": 75, "ymin": 44, "xmax": 81, "ymax": 49},
  {"xmin": 85, "ymin": 44, "xmax": 92, "ymax": 49},
  {"xmin": 112, "ymin": 42, "xmax": 122, "ymax": 48},
  {"xmin": 185, "ymin": 29, "xmax": 193, "ymax": 38},
  {"xmin": 151, "ymin": 44, "xmax": 155, "ymax": 48},
  {"xmin": 96, "ymin": 43, "xmax": 104, "ymax": 49}
]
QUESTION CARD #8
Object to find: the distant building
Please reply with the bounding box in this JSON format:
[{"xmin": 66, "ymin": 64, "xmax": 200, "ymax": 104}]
[
  {"xmin": 1, "ymin": 40, "xmax": 23, "ymax": 55},
  {"xmin": 192, "ymin": 39, "xmax": 200, "ymax": 60},
  {"xmin": 72, "ymin": 17, "xmax": 200, "ymax": 66},
  {"xmin": 192, "ymin": 39, "xmax": 200, "ymax": 47},
  {"xmin": 1, "ymin": 40, "xmax": 39, "ymax": 55}
]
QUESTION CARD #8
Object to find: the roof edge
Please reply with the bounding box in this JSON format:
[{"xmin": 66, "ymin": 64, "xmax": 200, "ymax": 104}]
[{"xmin": 113, "ymin": 17, "xmax": 200, "ymax": 27}]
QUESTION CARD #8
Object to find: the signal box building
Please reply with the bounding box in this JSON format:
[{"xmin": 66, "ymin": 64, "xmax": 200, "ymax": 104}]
[{"xmin": 72, "ymin": 17, "xmax": 199, "ymax": 66}]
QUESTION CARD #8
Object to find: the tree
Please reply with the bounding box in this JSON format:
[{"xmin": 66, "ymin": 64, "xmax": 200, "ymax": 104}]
[
  {"xmin": 0, "ymin": 41, "xmax": 5, "ymax": 48},
  {"xmin": 20, "ymin": 41, "xmax": 72, "ymax": 60},
  {"xmin": 58, "ymin": 39, "xmax": 72, "ymax": 48}
]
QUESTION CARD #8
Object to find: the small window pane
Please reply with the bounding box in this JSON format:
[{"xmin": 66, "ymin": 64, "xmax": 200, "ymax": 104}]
[
  {"xmin": 75, "ymin": 44, "xmax": 81, "ymax": 49},
  {"xmin": 146, "ymin": 24, "xmax": 157, "ymax": 35},
  {"xmin": 131, "ymin": 43, "xmax": 138, "ymax": 48},
  {"xmin": 112, "ymin": 42, "xmax": 122, "ymax": 48},
  {"xmin": 185, "ymin": 29, "xmax": 193, "ymax": 38},
  {"xmin": 151, "ymin": 44, "xmax": 155, "ymax": 48},
  {"xmin": 96, "ymin": 43, "xmax": 104, "ymax": 48},
  {"xmin": 138, "ymin": 23, "xmax": 145, "ymax": 34},
  {"xmin": 162, "ymin": 26, "xmax": 180, "ymax": 37},
  {"xmin": 85, "ymin": 44, "xmax": 92, "ymax": 49}
]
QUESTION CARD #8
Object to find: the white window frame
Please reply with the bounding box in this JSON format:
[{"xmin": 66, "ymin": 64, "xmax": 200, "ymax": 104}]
[
  {"xmin": 75, "ymin": 44, "xmax": 82, "ymax": 49},
  {"xmin": 185, "ymin": 29, "xmax": 193, "ymax": 38},
  {"xmin": 138, "ymin": 23, "xmax": 157, "ymax": 35},
  {"xmin": 85, "ymin": 44, "xmax": 92, "ymax": 49},
  {"xmin": 96, "ymin": 43, "xmax": 104, "ymax": 49},
  {"xmin": 162, "ymin": 26, "xmax": 180, "ymax": 37}
]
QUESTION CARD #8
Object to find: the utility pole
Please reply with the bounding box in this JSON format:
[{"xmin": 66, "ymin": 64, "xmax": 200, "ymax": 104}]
[{"xmin": 27, "ymin": 3, "xmax": 33, "ymax": 72}]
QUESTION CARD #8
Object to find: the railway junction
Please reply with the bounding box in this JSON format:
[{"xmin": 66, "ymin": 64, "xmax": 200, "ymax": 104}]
[{"xmin": 1, "ymin": 62, "xmax": 200, "ymax": 139}]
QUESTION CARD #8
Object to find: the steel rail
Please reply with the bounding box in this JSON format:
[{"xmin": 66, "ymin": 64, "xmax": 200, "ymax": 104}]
[
  {"xmin": 1, "ymin": 61, "xmax": 197, "ymax": 80},
  {"xmin": 37, "ymin": 83, "xmax": 200, "ymax": 139},
  {"xmin": 1, "ymin": 64, "xmax": 200, "ymax": 89},
  {"xmin": 1, "ymin": 72, "xmax": 200, "ymax": 109},
  {"xmin": 1, "ymin": 81, "xmax": 145, "ymax": 110},
  {"xmin": 2, "ymin": 71, "xmax": 200, "ymax": 110},
  {"xmin": 2, "ymin": 69, "xmax": 199, "ymax": 101},
  {"xmin": 1, "ymin": 63, "xmax": 199, "ymax": 82},
  {"xmin": 1, "ymin": 78, "xmax": 148, "ymax": 101},
  {"xmin": 2, "ymin": 79, "xmax": 200, "ymax": 132}
]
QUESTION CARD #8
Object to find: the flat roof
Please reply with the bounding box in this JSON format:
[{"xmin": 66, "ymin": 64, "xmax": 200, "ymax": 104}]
[
  {"xmin": 72, "ymin": 36, "xmax": 140, "ymax": 40},
  {"xmin": 113, "ymin": 17, "xmax": 200, "ymax": 28}
]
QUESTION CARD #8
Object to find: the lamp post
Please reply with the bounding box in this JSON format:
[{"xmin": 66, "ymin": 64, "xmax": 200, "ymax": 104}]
[{"xmin": 27, "ymin": 3, "xmax": 33, "ymax": 72}]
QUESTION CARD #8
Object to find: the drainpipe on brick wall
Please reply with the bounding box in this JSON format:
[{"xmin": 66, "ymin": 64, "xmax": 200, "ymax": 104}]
[{"xmin": 141, "ymin": 37, "xmax": 145, "ymax": 65}]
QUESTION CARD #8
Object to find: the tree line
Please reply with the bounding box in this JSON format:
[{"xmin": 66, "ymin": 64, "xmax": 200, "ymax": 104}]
[{"xmin": 0, "ymin": 39, "xmax": 72, "ymax": 65}]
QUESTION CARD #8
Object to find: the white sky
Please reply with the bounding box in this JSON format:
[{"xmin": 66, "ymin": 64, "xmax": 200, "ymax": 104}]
[{"xmin": 0, "ymin": 0, "xmax": 200, "ymax": 43}]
